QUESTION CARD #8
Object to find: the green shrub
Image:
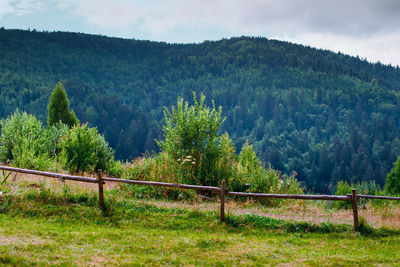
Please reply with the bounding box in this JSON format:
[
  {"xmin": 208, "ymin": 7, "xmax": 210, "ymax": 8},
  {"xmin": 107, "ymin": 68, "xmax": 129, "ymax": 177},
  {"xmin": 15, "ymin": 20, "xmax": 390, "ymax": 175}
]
[
  {"xmin": 157, "ymin": 94, "xmax": 225, "ymax": 186},
  {"xmin": 11, "ymin": 137, "xmax": 56, "ymax": 171},
  {"xmin": 385, "ymin": 157, "xmax": 400, "ymax": 195},
  {"xmin": 333, "ymin": 180, "xmax": 383, "ymax": 209},
  {"xmin": 216, "ymin": 133, "xmax": 241, "ymax": 190},
  {"xmin": 238, "ymin": 141, "xmax": 262, "ymax": 175},
  {"xmin": 234, "ymin": 141, "xmax": 262, "ymax": 191},
  {"xmin": 0, "ymin": 110, "xmax": 58, "ymax": 170},
  {"xmin": 60, "ymin": 124, "xmax": 115, "ymax": 173},
  {"xmin": 43, "ymin": 123, "xmax": 69, "ymax": 157},
  {"xmin": 120, "ymin": 153, "xmax": 186, "ymax": 199},
  {"xmin": 108, "ymin": 160, "xmax": 124, "ymax": 178},
  {"xmin": 235, "ymin": 141, "xmax": 302, "ymax": 202},
  {"xmin": 0, "ymin": 110, "xmax": 46, "ymax": 162},
  {"xmin": 121, "ymin": 94, "xmax": 303, "ymax": 203},
  {"xmin": 246, "ymin": 166, "xmax": 303, "ymax": 206},
  {"xmin": 332, "ymin": 181, "xmax": 352, "ymax": 209}
]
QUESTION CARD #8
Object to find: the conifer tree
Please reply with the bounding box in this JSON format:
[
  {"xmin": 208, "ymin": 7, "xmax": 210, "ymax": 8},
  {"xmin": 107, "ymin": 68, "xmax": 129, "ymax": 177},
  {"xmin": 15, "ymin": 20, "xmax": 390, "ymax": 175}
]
[{"xmin": 47, "ymin": 82, "xmax": 79, "ymax": 127}]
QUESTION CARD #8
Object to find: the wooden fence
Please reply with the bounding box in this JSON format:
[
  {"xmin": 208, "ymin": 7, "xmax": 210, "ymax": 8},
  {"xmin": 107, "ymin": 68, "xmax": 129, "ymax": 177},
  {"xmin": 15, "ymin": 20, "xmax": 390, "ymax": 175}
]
[{"xmin": 1, "ymin": 165, "xmax": 400, "ymax": 231}]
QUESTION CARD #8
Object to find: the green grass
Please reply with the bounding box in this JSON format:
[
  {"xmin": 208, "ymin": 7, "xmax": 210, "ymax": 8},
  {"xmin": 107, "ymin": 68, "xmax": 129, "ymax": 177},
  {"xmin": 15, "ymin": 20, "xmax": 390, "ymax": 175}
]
[{"xmin": 1, "ymin": 185, "xmax": 400, "ymax": 265}]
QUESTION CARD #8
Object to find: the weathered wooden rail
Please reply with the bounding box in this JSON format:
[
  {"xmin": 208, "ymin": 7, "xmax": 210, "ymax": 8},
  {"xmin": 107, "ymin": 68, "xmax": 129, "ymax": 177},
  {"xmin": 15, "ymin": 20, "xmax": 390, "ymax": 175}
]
[{"xmin": 2, "ymin": 165, "xmax": 400, "ymax": 231}]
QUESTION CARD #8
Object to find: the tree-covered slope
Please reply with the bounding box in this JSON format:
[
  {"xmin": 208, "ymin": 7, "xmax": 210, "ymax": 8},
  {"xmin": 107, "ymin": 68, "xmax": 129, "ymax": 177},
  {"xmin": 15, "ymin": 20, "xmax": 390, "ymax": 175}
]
[{"xmin": 1, "ymin": 28, "xmax": 399, "ymax": 192}]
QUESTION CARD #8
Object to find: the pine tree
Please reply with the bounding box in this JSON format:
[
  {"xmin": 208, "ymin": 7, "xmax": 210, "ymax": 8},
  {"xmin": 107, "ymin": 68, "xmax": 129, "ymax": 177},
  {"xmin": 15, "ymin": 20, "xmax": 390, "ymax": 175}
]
[{"xmin": 47, "ymin": 82, "xmax": 79, "ymax": 127}]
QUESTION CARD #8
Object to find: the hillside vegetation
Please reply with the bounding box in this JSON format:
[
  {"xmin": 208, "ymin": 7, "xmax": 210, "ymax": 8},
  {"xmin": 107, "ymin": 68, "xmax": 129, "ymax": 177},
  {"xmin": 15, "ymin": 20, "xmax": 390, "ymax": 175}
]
[{"xmin": 1, "ymin": 28, "xmax": 400, "ymax": 192}]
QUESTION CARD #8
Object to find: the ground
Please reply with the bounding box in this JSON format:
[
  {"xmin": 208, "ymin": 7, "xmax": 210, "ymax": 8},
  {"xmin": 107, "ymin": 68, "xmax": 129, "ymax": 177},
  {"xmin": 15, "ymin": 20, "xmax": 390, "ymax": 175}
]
[{"xmin": 1, "ymin": 171, "xmax": 400, "ymax": 266}]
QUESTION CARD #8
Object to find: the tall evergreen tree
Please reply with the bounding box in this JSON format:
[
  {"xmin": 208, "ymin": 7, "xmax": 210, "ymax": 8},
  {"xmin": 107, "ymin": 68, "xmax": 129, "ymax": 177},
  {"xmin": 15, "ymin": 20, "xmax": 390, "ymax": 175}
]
[{"xmin": 47, "ymin": 82, "xmax": 79, "ymax": 127}]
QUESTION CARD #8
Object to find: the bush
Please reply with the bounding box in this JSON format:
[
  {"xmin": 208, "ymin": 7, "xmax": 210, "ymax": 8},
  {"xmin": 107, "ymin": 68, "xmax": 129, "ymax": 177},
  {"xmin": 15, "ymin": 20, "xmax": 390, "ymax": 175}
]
[
  {"xmin": 215, "ymin": 133, "xmax": 239, "ymax": 190},
  {"xmin": 43, "ymin": 123, "xmax": 69, "ymax": 157},
  {"xmin": 235, "ymin": 141, "xmax": 262, "ymax": 191},
  {"xmin": 121, "ymin": 138, "xmax": 303, "ymax": 204},
  {"xmin": 107, "ymin": 160, "xmax": 124, "ymax": 178},
  {"xmin": 157, "ymin": 94, "xmax": 225, "ymax": 186},
  {"xmin": 246, "ymin": 166, "xmax": 303, "ymax": 206},
  {"xmin": 123, "ymin": 94, "xmax": 304, "ymax": 203},
  {"xmin": 385, "ymin": 157, "xmax": 400, "ymax": 195},
  {"xmin": 0, "ymin": 110, "xmax": 58, "ymax": 170},
  {"xmin": 60, "ymin": 124, "xmax": 115, "ymax": 173},
  {"xmin": 120, "ymin": 153, "xmax": 197, "ymax": 199},
  {"xmin": 122, "ymin": 94, "xmax": 303, "ymax": 203},
  {"xmin": 333, "ymin": 180, "xmax": 383, "ymax": 209},
  {"xmin": 0, "ymin": 110, "xmax": 46, "ymax": 162},
  {"xmin": 235, "ymin": 141, "xmax": 302, "ymax": 197},
  {"xmin": 11, "ymin": 136, "xmax": 56, "ymax": 171}
]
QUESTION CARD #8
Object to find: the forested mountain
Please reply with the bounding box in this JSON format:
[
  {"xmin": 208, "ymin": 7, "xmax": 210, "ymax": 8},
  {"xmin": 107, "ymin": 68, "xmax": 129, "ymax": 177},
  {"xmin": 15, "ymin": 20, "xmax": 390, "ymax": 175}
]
[{"xmin": 1, "ymin": 27, "xmax": 400, "ymax": 192}]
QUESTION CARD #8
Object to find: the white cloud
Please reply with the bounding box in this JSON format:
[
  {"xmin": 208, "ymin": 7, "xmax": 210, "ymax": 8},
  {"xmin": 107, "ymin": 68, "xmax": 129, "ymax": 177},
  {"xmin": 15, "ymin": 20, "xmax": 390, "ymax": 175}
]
[
  {"xmin": 0, "ymin": 1, "xmax": 14, "ymax": 18},
  {"xmin": 47, "ymin": 0, "xmax": 400, "ymax": 38},
  {"xmin": 278, "ymin": 32, "xmax": 400, "ymax": 66},
  {"xmin": 0, "ymin": 0, "xmax": 45, "ymax": 17},
  {"xmin": 53, "ymin": 0, "xmax": 80, "ymax": 10},
  {"xmin": 130, "ymin": 0, "xmax": 400, "ymax": 36},
  {"xmin": 53, "ymin": 0, "xmax": 140, "ymax": 28}
]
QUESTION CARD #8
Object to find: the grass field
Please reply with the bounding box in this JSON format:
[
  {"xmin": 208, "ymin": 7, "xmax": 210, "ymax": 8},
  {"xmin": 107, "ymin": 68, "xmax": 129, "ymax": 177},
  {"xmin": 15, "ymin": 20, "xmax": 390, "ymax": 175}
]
[{"xmin": 1, "ymin": 174, "xmax": 400, "ymax": 266}]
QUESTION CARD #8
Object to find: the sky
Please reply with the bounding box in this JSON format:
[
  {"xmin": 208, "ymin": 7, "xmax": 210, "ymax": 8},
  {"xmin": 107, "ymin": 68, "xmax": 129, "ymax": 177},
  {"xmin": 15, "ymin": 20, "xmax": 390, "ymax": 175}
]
[{"xmin": 1, "ymin": 0, "xmax": 400, "ymax": 67}]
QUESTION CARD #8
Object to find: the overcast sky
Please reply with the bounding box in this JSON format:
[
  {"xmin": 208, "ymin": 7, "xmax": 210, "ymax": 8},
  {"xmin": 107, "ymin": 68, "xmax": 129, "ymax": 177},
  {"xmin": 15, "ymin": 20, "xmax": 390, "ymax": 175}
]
[{"xmin": 1, "ymin": 0, "xmax": 400, "ymax": 66}]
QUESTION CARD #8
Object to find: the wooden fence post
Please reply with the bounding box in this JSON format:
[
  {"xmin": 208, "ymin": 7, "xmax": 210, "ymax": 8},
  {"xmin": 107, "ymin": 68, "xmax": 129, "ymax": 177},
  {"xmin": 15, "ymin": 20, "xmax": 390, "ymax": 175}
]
[
  {"xmin": 351, "ymin": 188, "xmax": 358, "ymax": 231},
  {"xmin": 96, "ymin": 169, "xmax": 105, "ymax": 211},
  {"xmin": 220, "ymin": 180, "xmax": 226, "ymax": 222}
]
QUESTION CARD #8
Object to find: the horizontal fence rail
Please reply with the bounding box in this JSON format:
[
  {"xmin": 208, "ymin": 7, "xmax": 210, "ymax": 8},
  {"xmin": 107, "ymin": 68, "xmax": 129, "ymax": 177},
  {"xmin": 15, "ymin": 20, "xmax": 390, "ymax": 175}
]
[
  {"xmin": 102, "ymin": 177, "xmax": 221, "ymax": 193},
  {"xmin": 0, "ymin": 165, "xmax": 98, "ymax": 183},
  {"xmin": 1, "ymin": 165, "xmax": 400, "ymax": 231},
  {"xmin": 227, "ymin": 191, "xmax": 351, "ymax": 201},
  {"xmin": 350, "ymin": 194, "xmax": 400, "ymax": 201}
]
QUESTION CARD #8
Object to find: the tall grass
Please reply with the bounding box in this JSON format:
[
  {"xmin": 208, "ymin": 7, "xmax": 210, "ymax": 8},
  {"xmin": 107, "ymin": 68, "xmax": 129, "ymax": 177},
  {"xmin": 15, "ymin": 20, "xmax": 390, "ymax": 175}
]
[
  {"xmin": 119, "ymin": 150, "xmax": 303, "ymax": 206},
  {"xmin": 333, "ymin": 180, "xmax": 386, "ymax": 209}
]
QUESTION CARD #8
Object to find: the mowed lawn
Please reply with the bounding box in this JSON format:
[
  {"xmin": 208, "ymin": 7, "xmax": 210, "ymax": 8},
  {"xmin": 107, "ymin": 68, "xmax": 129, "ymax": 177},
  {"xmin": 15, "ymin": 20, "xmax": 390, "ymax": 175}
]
[{"xmin": 1, "ymin": 193, "xmax": 400, "ymax": 266}]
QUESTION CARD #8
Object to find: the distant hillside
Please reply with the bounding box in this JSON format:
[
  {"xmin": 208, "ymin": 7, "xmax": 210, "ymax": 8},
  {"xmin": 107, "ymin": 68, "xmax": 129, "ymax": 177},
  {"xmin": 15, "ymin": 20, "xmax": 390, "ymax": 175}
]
[{"xmin": 1, "ymin": 28, "xmax": 400, "ymax": 192}]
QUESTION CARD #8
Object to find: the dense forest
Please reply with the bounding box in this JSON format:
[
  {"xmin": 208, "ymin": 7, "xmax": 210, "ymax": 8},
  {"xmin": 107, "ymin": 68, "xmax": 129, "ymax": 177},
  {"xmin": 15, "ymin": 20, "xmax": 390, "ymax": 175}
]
[{"xmin": 1, "ymin": 28, "xmax": 400, "ymax": 192}]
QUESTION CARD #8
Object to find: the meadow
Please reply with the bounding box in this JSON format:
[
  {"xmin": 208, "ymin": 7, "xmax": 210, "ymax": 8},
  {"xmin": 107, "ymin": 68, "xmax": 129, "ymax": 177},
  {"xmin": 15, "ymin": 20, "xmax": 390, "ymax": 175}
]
[{"xmin": 1, "ymin": 174, "xmax": 400, "ymax": 266}]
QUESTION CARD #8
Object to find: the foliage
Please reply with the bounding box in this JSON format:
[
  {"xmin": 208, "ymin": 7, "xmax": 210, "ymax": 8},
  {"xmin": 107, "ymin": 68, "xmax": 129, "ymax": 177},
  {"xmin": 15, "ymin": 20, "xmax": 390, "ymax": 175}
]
[
  {"xmin": 157, "ymin": 94, "xmax": 225, "ymax": 186},
  {"xmin": 234, "ymin": 141, "xmax": 303, "ymax": 203},
  {"xmin": 0, "ymin": 109, "xmax": 116, "ymax": 174},
  {"xmin": 214, "ymin": 133, "xmax": 238, "ymax": 189},
  {"xmin": 125, "ymin": 102, "xmax": 303, "ymax": 203},
  {"xmin": 47, "ymin": 82, "xmax": 79, "ymax": 127},
  {"xmin": 333, "ymin": 180, "xmax": 383, "ymax": 209},
  {"xmin": 0, "ymin": 110, "xmax": 58, "ymax": 170},
  {"xmin": 43, "ymin": 123, "xmax": 69, "ymax": 157},
  {"xmin": 60, "ymin": 124, "xmax": 115, "ymax": 173},
  {"xmin": 10, "ymin": 136, "xmax": 56, "ymax": 171},
  {"xmin": 385, "ymin": 157, "xmax": 400, "ymax": 195},
  {"xmin": 0, "ymin": 110, "xmax": 45, "ymax": 162},
  {"xmin": 155, "ymin": 94, "xmax": 303, "ymax": 199},
  {"xmin": 238, "ymin": 141, "xmax": 262, "ymax": 177},
  {"xmin": 120, "ymin": 153, "xmax": 198, "ymax": 199},
  {"xmin": 235, "ymin": 141, "xmax": 262, "ymax": 190},
  {"xmin": 107, "ymin": 160, "xmax": 124, "ymax": 178}
]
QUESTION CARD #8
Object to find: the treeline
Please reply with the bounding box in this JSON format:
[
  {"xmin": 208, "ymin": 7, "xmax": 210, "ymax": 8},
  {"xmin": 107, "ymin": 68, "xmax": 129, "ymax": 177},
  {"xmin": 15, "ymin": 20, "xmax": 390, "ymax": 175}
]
[{"xmin": 0, "ymin": 28, "xmax": 400, "ymax": 192}]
